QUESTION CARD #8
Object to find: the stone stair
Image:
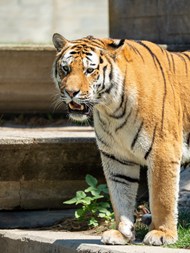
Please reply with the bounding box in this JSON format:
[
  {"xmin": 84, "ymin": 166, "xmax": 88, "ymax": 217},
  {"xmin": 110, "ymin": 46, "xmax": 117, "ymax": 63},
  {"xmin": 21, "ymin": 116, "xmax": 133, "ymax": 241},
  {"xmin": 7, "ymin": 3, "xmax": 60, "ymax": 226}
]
[
  {"xmin": 0, "ymin": 124, "xmax": 102, "ymax": 210},
  {"xmin": 0, "ymin": 44, "xmax": 102, "ymax": 211}
]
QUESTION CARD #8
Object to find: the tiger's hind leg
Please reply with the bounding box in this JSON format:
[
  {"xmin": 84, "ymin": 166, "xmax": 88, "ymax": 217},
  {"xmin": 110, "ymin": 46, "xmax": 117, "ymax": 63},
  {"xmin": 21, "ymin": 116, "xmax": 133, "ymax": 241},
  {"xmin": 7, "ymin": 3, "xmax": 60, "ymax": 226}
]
[
  {"xmin": 143, "ymin": 141, "xmax": 181, "ymax": 246},
  {"xmin": 100, "ymin": 153, "xmax": 141, "ymax": 245}
]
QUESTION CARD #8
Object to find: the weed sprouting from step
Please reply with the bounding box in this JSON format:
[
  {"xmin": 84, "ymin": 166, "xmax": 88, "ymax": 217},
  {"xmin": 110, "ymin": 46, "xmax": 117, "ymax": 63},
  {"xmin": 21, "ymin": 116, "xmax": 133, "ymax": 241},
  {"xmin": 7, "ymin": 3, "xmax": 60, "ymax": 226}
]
[{"xmin": 63, "ymin": 174, "xmax": 114, "ymax": 228}]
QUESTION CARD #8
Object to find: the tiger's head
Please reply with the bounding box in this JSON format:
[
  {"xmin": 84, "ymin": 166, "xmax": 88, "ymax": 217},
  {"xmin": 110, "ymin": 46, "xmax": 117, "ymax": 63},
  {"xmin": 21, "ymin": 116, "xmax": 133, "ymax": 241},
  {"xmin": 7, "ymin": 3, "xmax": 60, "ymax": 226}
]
[{"xmin": 52, "ymin": 33, "xmax": 126, "ymax": 122}]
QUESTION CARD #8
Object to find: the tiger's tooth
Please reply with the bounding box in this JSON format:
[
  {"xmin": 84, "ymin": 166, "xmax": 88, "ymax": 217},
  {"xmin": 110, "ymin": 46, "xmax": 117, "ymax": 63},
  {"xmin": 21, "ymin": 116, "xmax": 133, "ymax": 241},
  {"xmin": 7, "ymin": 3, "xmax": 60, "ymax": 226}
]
[
  {"xmin": 68, "ymin": 102, "xmax": 84, "ymax": 110},
  {"xmin": 68, "ymin": 103, "xmax": 74, "ymax": 109}
]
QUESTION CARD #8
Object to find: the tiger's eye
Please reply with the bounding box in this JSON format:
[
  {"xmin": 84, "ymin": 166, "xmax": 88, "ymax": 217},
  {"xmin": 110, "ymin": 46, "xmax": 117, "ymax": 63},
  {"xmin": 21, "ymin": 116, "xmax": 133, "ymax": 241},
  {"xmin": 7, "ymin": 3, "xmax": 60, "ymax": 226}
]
[
  {"xmin": 86, "ymin": 68, "xmax": 94, "ymax": 74},
  {"xmin": 62, "ymin": 65, "xmax": 70, "ymax": 73}
]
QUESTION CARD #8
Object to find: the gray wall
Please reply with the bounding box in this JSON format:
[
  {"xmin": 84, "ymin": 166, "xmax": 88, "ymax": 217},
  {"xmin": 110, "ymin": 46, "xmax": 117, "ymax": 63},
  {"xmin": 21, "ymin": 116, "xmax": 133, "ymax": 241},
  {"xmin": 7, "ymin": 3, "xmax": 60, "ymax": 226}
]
[
  {"xmin": 109, "ymin": 0, "xmax": 190, "ymax": 44},
  {"xmin": 0, "ymin": 0, "xmax": 108, "ymax": 43}
]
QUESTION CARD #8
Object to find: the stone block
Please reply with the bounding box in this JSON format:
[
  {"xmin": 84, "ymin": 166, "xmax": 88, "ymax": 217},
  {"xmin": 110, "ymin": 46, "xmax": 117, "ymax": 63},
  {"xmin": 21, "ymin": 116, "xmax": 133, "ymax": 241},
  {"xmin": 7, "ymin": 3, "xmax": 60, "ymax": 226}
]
[
  {"xmin": 0, "ymin": 45, "xmax": 58, "ymax": 113},
  {"xmin": 0, "ymin": 126, "xmax": 103, "ymax": 209}
]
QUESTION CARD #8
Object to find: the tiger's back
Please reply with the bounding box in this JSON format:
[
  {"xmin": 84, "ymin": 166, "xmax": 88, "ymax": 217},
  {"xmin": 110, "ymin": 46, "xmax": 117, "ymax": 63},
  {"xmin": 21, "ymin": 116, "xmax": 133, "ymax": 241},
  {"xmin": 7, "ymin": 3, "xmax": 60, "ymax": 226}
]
[{"xmin": 52, "ymin": 33, "xmax": 190, "ymax": 246}]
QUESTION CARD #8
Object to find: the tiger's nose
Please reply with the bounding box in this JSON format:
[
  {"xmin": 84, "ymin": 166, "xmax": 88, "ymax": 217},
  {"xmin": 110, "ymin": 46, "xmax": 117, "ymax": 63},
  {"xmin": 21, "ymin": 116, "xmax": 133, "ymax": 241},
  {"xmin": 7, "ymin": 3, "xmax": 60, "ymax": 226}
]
[{"xmin": 65, "ymin": 89, "xmax": 80, "ymax": 98}]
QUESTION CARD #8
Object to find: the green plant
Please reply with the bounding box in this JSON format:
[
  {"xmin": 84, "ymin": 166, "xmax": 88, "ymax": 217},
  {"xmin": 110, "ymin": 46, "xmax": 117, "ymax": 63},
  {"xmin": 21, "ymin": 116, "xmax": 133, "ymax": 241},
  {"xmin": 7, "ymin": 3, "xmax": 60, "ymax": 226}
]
[
  {"xmin": 167, "ymin": 210, "xmax": 190, "ymax": 249},
  {"xmin": 64, "ymin": 174, "xmax": 114, "ymax": 227}
]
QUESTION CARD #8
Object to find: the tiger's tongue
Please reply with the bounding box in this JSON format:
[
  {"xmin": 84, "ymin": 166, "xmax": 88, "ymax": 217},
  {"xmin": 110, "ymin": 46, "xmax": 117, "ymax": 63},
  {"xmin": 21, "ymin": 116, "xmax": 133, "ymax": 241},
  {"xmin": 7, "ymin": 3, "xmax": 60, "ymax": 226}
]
[{"xmin": 69, "ymin": 101, "xmax": 84, "ymax": 110}]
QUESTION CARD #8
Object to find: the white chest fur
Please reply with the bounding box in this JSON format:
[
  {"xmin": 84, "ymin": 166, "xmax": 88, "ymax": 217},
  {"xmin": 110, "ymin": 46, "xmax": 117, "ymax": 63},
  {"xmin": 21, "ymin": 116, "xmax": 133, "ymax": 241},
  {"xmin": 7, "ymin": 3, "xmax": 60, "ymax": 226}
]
[{"xmin": 93, "ymin": 107, "xmax": 150, "ymax": 166}]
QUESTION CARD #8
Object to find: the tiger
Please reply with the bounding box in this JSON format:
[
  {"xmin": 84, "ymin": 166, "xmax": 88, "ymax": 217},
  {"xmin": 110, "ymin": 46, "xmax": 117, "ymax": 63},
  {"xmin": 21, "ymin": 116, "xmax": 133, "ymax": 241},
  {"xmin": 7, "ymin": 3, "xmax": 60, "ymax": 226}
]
[{"xmin": 52, "ymin": 33, "xmax": 190, "ymax": 246}]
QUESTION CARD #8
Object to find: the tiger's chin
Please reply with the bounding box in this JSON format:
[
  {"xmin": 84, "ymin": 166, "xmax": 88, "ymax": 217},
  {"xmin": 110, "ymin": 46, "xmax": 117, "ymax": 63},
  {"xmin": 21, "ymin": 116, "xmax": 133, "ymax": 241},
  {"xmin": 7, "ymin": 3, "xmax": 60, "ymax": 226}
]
[
  {"xmin": 69, "ymin": 113, "xmax": 89, "ymax": 122},
  {"xmin": 68, "ymin": 102, "xmax": 91, "ymax": 122}
]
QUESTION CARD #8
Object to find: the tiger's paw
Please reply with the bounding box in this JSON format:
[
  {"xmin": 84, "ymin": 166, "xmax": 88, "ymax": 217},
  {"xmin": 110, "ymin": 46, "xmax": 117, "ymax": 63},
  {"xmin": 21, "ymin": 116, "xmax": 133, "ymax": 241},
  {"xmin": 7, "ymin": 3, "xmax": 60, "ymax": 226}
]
[
  {"xmin": 143, "ymin": 227, "xmax": 177, "ymax": 246},
  {"xmin": 101, "ymin": 229, "xmax": 131, "ymax": 245}
]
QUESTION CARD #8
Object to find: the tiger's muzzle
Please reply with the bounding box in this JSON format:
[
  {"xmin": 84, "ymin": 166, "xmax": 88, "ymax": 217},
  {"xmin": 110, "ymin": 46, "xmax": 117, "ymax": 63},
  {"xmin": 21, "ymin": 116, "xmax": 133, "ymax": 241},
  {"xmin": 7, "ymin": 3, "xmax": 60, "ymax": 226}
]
[{"xmin": 68, "ymin": 101, "xmax": 91, "ymax": 116}]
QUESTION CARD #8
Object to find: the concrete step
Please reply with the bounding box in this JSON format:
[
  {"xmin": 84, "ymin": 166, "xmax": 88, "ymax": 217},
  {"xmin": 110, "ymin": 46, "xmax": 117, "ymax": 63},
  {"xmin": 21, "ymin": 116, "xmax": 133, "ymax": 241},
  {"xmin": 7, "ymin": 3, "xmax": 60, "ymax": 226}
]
[
  {"xmin": 0, "ymin": 229, "xmax": 188, "ymax": 253},
  {"xmin": 0, "ymin": 125, "xmax": 102, "ymax": 210},
  {"xmin": 0, "ymin": 210, "xmax": 74, "ymax": 229}
]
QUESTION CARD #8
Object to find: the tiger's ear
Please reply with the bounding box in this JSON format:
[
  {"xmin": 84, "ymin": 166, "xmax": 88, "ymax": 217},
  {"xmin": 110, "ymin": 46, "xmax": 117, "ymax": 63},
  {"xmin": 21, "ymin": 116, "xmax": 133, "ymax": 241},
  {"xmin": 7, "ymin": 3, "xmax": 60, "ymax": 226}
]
[
  {"xmin": 102, "ymin": 38, "xmax": 125, "ymax": 50},
  {"xmin": 52, "ymin": 33, "xmax": 68, "ymax": 52},
  {"xmin": 102, "ymin": 38, "xmax": 131, "ymax": 61}
]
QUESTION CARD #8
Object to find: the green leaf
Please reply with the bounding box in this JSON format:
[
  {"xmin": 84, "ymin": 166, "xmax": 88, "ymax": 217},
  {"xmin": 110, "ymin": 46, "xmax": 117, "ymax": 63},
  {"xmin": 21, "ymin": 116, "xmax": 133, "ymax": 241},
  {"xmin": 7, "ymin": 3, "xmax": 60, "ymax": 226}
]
[
  {"xmin": 98, "ymin": 213, "xmax": 106, "ymax": 218},
  {"xmin": 77, "ymin": 196, "xmax": 92, "ymax": 205},
  {"xmin": 75, "ymin": 208, "xmax": 85, "ymax": 219},
  {"xmin": 84, "ymin": 186, "xmax": 96, "ymax": 193},
  {"xmin": 99, "ymin": 202, "xmax": 110, "ymax": 208},
  {"xmin": 98, "ymin": 184, "xmax": 109, "ymax": 194},
  {"xmin": 97, "ymin": 207, "xmax": 108, "ymax": 213},
  {"xmin": 91, "ymin": 189, "xmax": 101, "ymax": 197},
  {"xmin": 63, "ymin": 197, "xmax": 77, "ymax": 204},
  {"xmin": 91, "ymin": 195, "xmax": 104, "ymax": 200},
  {"xmin": 85, "ymin": 174, "xmax": 98, "ymax": 187},
  {"xmin": 88, "ymin": 217, "xmax": 99, "ymax": 227},
  {"xmin": 76, "ymin": 191, "xmax": 86, "ymax": 200}
]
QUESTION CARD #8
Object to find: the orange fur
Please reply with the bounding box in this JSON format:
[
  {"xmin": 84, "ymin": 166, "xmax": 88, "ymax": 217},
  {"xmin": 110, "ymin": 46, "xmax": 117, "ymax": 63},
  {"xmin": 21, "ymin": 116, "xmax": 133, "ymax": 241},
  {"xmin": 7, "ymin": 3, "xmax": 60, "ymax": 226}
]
[{"xmin": 52, "ymin": 33, "xmax": 190, "ymax": 245}]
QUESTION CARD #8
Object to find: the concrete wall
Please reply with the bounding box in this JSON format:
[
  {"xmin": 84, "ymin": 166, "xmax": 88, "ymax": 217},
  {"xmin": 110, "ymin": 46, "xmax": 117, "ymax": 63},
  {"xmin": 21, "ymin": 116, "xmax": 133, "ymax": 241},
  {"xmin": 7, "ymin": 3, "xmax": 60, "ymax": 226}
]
[
  {"xmin": 0, "ymin": 0, "xmax": 108, "ymax": 43},
  {"xmin": 0, "ymin": 45, "xmax": 56, "ymax": 113},
  {"xmin": 109, "ymin": 0, "xmax": 190, "ymax": 44}
]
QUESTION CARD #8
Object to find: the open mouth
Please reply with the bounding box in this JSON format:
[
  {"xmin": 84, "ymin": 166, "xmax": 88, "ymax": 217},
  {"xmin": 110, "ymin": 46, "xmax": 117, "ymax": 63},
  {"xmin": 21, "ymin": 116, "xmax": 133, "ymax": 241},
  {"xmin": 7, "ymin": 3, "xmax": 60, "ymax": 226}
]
[{"xmin": 68, "ymin": 101, "xmax": 90, "ymax": 115}]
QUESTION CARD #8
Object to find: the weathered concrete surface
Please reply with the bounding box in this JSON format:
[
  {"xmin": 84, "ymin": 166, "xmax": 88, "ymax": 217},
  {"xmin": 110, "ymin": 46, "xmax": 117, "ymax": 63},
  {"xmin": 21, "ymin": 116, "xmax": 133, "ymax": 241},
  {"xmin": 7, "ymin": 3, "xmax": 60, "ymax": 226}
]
[
  {"xmin": 0, "ymin": 210, "xmax": 74, "ymax": 228},
  {"xmin": 0, "ymin": 126, "xmax": 102, "ymax": 210},
  {"xmin": 0, "ymin": 45, "xmax": 57, "ymax": 113},
  {"xmin": 0, "ymin": 125, "xmax": 189, "ymax": 210},
  {"xmin": 109, "ymin": 0, "xmax": 190, "ymax": 45},
  {"xmin": 0, "ymin": 230, "xmax": 189, "ymax": 253}
]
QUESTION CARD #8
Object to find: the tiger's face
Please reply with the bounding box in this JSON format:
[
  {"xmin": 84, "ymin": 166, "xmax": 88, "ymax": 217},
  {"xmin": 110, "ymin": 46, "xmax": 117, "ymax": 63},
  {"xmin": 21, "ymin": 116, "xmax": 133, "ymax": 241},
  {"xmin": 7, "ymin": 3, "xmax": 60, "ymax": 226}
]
[{"xmin": 52, "ymin": 33, "xmax": 125, "ymax": 121}]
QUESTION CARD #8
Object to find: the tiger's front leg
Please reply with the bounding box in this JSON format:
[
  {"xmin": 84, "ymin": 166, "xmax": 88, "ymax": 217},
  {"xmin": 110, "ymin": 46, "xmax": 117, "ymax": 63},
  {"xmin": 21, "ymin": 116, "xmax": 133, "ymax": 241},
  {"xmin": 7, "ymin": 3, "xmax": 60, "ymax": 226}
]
[{"xmin": 100, "ymin": 152, "xmax": 141, "ymax": 245}]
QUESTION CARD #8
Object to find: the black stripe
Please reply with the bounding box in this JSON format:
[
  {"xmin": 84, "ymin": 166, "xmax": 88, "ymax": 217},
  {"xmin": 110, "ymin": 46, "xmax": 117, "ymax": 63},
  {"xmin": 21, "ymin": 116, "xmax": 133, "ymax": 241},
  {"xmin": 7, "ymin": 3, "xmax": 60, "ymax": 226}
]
[
  {"xmin": 94, "ymin": 129, "xmax": 109, "ymax": 147},
  {"xmin": 115, "ymin": 108, "xmax": 132, "ymax": 132},
  {"xmin": 54, "ymin": 53, "xmax": 62, "ymax": 79},
  {"xmin": 144, "ymin": 124, "xmax": 157, "ymax": 160},
  {"xmin": 165, "ymin": 52, "xmax": 171, "ymax": 70},
  {"xmin": 95, "ymin": 112, "xmax": 112, "ymax": 137},
  {"xmin": 133, "ymin": 108, "xmax": 139, "ymax": 123},
  {"xmin": 109, "ymin": 64, "xmax": 113, "ymax": 80},
  {"xmin": 182, "ymin": 53, "xmax": 190, "ymax": 61},
  {"xmin": 138, "ymin": 41, "xmax": 167, "ymax": 131},
  {"xmin": 103, "ymin": 82, "xmax": 114, "ymax": 94},
  {"xmin": 86, "ymin": 56, "xmax": 92, "ymax": 62},
  {"xmin": 100, "ymin": 149, "xmax": 138, "ymax": 166},
  {"xmin": 159, "ymin": 46, "xmax": 165, "ymax": 54},
  {"xmin": 170, "ymin": 54, "xmax": 176, "ymax": 73},
  {"xmin": 102, "ymin": 65, "xmax": 107, "ymax": 90},
  {"xmin": 109, "ymin": 173, "xmax": 140, "ymax": 184},
  {"xmin": 110, "ymin": 75, "xmax": 126, "ymax": 117},
  {"xmin": 110, "ymin": 97, "xmax": 128, "ymax": 119},
  {"xmin": 137, "ymin": 41, "xmax": 158, "ymax": 69},
  {"xmin": 131, "ymin": 121, "xmax": 144, "ymax": 149},
  {"xmin": 96, "ymin": 110, "xmax": 106, "ymax": 126},
  {"xmin": 175, "ymin": 53, "xmax": 188, "ymax": 76},
  {"xmin": 100, "ymin": 57, "xmax": 103, "ymax": 64},
  {"xmin": 69, "ymin": 51, "xmax": 78, "ymax": 55},
  {"xmin": 126, "ymin": 42, "xmax": 145, "ymax": 62},
  {"xmin": 109, "ymin": 68, "xmax": 128, "ymax": 119}
]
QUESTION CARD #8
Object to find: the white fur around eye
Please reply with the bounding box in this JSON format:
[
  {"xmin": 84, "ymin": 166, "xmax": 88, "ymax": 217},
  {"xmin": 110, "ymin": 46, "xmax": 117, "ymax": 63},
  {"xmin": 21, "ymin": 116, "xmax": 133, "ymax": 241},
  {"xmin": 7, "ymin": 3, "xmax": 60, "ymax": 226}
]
[{"xmin": 83, "ymin": 51, "xmax": 99, "ymax": 69}]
